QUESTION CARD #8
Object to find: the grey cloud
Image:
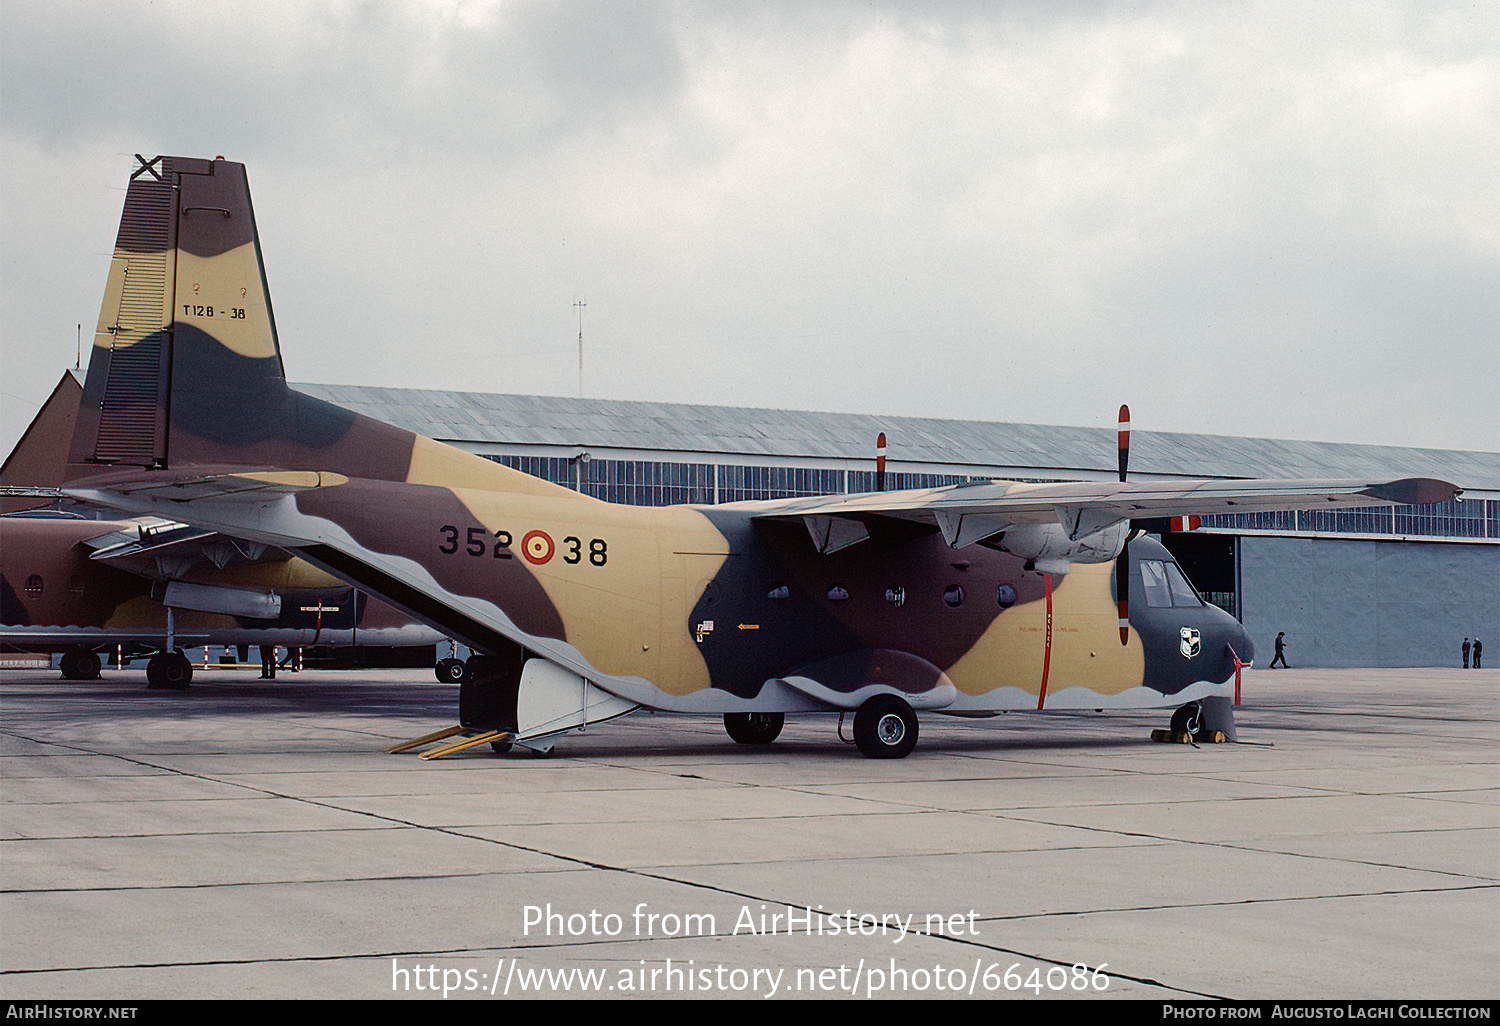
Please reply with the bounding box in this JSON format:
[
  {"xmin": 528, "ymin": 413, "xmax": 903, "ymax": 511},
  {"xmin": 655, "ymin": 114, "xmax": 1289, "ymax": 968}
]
[
  {"xmin": 0, "ymin": 1, "xmax": 689, "ymax": 162},
  {"xmin": 2, "ymin": 1, "xmax": 1496, "ymax": 455}
]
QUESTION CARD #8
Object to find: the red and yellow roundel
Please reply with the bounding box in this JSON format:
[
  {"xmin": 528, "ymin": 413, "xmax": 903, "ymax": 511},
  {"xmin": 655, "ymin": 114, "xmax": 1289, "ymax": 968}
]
[{"xmin": 521, "ymin": 530, "xmax": 555, "ymax": 565}]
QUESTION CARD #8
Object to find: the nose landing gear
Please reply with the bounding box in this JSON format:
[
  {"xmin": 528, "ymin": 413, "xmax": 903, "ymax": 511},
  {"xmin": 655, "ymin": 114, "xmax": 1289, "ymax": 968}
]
[{"xmin": 1152, "ymin": 699, "xmax": 1236, "ymax": 744}]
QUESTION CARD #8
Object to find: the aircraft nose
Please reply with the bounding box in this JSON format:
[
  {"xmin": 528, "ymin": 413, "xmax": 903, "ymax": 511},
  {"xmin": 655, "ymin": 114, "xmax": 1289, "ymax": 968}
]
[{"xmin": 1230, "ymin": 621, "xmax": 1254, "ymax": 666}]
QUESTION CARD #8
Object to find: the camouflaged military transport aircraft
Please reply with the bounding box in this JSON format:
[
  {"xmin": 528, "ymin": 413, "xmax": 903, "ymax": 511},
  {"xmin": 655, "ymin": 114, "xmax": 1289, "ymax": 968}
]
[
  {"xmin": 58, "ymin": 156, "xmax": 1459, "ymax": 757},
  {"xmin": 2, "ymin": 372, "xmax": 441, "ymax": 687},
  {"xmin": 0, "ymin": 512, "xmax": 442, "ymax": 686}
]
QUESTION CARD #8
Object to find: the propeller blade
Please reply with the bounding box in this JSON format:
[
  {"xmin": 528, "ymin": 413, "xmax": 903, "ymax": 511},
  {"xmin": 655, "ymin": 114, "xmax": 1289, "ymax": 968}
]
[
  {"xmin": 875, "ymin": 431, "xmax": 887, "ymax": 492},
  {"xmin": 1114, "ymin": 404, "xmax": 1134, "ymax": 642},
  {"xmin": 1116, "ymin": 547, "xmax": 1130, "ymax": 646}
]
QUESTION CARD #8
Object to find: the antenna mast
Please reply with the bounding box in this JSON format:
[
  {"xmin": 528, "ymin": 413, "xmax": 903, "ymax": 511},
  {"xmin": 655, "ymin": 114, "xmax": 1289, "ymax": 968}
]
[{"xmin": 574, "ymin": 299, "xmax": 586, "ymax": 398}]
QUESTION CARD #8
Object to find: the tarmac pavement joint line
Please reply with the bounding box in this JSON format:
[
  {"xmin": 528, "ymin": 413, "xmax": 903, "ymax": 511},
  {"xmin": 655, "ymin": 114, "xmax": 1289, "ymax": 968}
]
[
  {"xmin": 2, "ymin": 668, "xmax": 1495, "ymax": 998},
  {"xmin": 1, "ymin": 725, "xmax": 1231, "ymax": 998}
]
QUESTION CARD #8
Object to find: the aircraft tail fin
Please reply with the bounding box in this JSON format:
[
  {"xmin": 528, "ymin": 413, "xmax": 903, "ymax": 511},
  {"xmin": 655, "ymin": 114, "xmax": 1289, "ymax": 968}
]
[
  {"xmin": 64, "ymin": 155, "xmax": 584, "ymax": 501},
  {"xmin": 72, "ymin": 155, "xmax": 289, "ymax": 470}
]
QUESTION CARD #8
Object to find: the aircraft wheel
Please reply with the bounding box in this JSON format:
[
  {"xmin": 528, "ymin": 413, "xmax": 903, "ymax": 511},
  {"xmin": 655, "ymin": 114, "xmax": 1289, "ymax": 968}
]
[
  {"xmin": 724, "ymin": 712, "xmax": 784, "ymax": 745},
  {"xmin": 1170, "ymin": 701, "xmax": 1202, "ymax": 738},
  {"xmin": 79, "ymin": 649, "xmax": 102, "ymax": 679},
  {"xmin": 60, "ymin": 648, "xmax": 101, "ymax": 680},
  {"xmin": 853, "ymin": 695, "xmax": 918, "ymax": 759},
  {"xmin": 489, "ymin": 740, "xmax": 514, "ymax": 754},
  {"xmin": 147, "ymin": 652, "xmax": 193, "ymax": 690},
  {"xmin": 166, "ymin": 652, "xmax": 193, "ymax": 688},
  {"xmin": 435, "ymin": 658, "xmax": 469, "ymax": 684}
]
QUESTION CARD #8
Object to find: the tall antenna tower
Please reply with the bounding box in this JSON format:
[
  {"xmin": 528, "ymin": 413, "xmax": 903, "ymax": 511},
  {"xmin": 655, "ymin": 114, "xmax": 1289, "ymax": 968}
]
[{"xmin": 574, "ymin": 299, "xmax": 586, "ymax": 398}]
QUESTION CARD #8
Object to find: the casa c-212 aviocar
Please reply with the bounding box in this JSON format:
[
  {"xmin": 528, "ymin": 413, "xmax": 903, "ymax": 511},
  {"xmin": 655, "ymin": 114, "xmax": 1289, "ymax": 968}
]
[{"xmin": 60, "ymin": 155, "xmax": 1459, "ymax": 758}]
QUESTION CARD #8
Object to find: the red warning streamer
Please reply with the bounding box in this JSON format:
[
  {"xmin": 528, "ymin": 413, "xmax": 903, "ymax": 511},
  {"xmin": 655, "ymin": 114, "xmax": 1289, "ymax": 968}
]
[{"xmin": 1037, "ymin": 572, "xmax": 1053, "ymax": 710}]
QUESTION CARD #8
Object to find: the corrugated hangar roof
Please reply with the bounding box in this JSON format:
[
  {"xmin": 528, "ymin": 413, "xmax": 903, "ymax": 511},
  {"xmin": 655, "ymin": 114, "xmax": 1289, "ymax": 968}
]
[{"xmin": 295, "ymin": 383, "xmax": 1500, "ymax": 492}]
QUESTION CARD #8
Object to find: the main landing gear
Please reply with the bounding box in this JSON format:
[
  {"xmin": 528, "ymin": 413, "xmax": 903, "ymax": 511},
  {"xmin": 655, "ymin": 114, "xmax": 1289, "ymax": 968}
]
[
  {"xmin": 723, "ymin": 712, "xmax": 784, "ymax": 745},
  {"xmin": 146, "ymin": 650, "xmax": 194, "ymax": 690},
  {"xmin": 394, "ymin": 653, "xmax": 625, "ymax": 760},
  {"xmin": 59, "ymin": 646, "xmax": 102, "ymax": 681},
  {"xmin": 434, "ymin": 658, "xmax": 469, "ymax": 684},
  {"xmin": 59, "ymin": 643, "xmax": 193, "ymax": 688},
  {"xmin": 852, "ymin": 694, "xmax": 919, "ymax": 759},
  {"xmin": 723, "ymin": 695, "xmax": 921, "ymax": 759}
]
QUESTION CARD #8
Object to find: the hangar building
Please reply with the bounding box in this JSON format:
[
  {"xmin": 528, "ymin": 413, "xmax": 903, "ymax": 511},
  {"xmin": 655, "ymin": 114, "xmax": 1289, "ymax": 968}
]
[{"xmin": 297, "ymin": 384, "xmax": 1499, "ymax": 670}]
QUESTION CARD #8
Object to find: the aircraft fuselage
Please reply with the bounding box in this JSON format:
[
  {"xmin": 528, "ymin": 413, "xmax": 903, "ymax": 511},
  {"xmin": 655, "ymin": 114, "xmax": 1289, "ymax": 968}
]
[{"xmin": 276, "ymin": 474, "xmax": 1249, "ymax": 716}]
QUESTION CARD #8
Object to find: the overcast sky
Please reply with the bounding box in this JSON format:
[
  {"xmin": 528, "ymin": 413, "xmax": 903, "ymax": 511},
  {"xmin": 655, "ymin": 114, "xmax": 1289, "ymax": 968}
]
[{"xmin": 3, "ymin": 0, "xmax": 1496, "ymax": 465}]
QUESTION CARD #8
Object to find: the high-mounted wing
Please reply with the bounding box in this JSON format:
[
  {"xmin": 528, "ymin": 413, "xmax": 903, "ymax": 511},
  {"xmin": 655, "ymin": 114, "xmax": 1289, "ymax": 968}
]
[{"xmin": 754, "ymin": 476, "xmax": 1460, "ymax": 551}]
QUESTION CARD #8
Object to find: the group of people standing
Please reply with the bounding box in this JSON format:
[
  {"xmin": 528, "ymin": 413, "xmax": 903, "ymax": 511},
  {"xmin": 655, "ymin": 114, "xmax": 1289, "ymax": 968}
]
[
  {"xmin": 258, "ymin": 645, "xmax": 302, "ymax": 679},
  {"xmin": 1268, "ymin": 632, "xmax": 1487, "ymax": 669},
  {"xmin": 1462, "ymin": 638, "xmax": 1483, "ymax": 669}
]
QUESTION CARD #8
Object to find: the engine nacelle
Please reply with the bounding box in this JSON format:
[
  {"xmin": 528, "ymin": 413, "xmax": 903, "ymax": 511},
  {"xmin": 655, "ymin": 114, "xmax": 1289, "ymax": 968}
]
[{"xmin": 984, "ymin": 521, "xmax": 1128, "ymax": 571}]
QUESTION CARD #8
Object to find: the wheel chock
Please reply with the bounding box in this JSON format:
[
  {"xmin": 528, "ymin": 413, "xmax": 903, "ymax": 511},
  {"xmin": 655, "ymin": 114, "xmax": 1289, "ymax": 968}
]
[
  {"xmin": 418, "ymin": 729, "xmax": 516, "ymax": 760},
  {"xmin": 386, "ymin": 725, "xmax": 465, "ymax": 754},
  {"xmin": 1151, "ymin": 729, "xmax": 1229, "ymax": 744}
]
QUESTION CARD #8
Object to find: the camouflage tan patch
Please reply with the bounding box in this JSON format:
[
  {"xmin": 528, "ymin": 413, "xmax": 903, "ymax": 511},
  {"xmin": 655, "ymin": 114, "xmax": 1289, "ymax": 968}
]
[
  {"xmin": 406, "ymin": 436, "xmax": 577, "ymax": 497},
  {"xmin": 450, "ymin": 488, "xmax": 728, "ymax": 694},
  {"xmin": 947, "ymin": 562, "xmax": 1144, "ymax": 697},
  {"xmin": 174, "ymin": 245, "xmax": 277, "ymax": 360},
  {"xmin": 102, "ymin": 596, "xmax": 233, "ymax": 631}
]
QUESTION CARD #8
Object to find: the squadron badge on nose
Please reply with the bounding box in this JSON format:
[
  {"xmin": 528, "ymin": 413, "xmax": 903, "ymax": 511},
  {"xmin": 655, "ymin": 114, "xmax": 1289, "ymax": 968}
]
[{"xmin": 1179, "ymin": 627, "xmax": 1201, "ymax": 659}]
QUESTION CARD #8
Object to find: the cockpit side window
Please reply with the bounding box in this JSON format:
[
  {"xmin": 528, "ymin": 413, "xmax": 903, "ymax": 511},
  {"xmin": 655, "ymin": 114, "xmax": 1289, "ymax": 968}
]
[
  {"xmin": 1165, "ymin": 562, "xmax": 1203, "ymax": 607},
  {"xmin": 1140, "ymin": 560, "xmax": 1172, "ymax": 608}
]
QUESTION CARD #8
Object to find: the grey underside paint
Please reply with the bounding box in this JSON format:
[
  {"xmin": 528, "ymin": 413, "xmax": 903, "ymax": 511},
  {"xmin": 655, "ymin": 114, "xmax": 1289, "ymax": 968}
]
[{"xmin": 1238, "ymin": 536, "xmax": 1500, "ymax": 667}]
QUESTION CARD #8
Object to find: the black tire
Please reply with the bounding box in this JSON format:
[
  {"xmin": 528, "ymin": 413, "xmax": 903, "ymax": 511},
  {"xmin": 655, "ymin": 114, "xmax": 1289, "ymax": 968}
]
[
  {"xmin": 853, "ymin": 695, "xmax": 918, "ymax": 759},
  {"xmin": 77, "ymin": 649, "xmax": 102, "ymax": 679},
  {"xmin": 60, "ymin": 648, "xmax": 100, "ymax": 680},
  {"xmin": 489, "ymin": 740, "xmax": 514, "ymax": 754},
  {"xmin": 435, "ymin": 658, "xmax": 468, "ymax": 684},
  {"xmin": 148, "ymin": 652, "xmax": 192, "ymax": 690},
  {"xmin": 724, "ymin": 711, "xmax": 785, "ymax": 745},
  {"xmin": 1170, "ymin": 702, "xmax": 1202, "ymax": 738},
  {"xmin": 166, "ymin": 652, "xmax": 193, "ymax": 689}
]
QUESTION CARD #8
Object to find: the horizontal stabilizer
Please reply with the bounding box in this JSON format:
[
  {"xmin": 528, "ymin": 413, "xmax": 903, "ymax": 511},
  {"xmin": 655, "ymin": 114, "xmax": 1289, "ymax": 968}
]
[{"xmin": 70, "ymin": 469, "xmax": 348, "ymax": 508}]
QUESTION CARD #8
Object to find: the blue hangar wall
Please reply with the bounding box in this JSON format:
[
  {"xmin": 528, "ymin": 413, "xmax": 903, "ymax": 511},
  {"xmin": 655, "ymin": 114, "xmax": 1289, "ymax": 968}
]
[{"xmin": 1238, "ymin": 537, "xmax": 1500, "ymax": 668}]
